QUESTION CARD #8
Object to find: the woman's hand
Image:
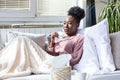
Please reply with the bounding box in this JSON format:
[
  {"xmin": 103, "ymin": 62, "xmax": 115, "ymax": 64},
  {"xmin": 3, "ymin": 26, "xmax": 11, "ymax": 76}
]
[
  {"xmin": 49, "ymin": 32, "xmax": 59, "ymax": 48},
  {"xmin": 51, "ymin": 32, "xmax": 59, "ymax": 40}
]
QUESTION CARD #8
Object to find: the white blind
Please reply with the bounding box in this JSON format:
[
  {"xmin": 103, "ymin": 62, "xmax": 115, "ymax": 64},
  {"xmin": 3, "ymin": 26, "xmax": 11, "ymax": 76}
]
[
  {"xmin": 0, "ymin": 0, "xmax": 29, "ymax": 10},
  {"xmin": 38, "ymin": 0, "xmax": 76, "ymax": 16},
  {"xmin": 0, "ymin": 0, "xmax": 77, "ymax": 22},
  {"xmin": 0, "ymin": 0, "xmax": 35, "ymax": 17}
]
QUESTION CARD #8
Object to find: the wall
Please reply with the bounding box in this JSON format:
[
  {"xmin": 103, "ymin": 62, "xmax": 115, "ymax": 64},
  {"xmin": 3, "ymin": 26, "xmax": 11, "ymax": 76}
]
[{"xmin": 95, "ymin": 0, "xmax": 106, "ymax": 22}]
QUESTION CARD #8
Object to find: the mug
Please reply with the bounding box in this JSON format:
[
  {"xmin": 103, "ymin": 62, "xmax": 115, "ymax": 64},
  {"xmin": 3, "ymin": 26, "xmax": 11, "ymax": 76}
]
[{"xmin": 74, "ymin": 72, "xmax": 86, "ymax": 80}]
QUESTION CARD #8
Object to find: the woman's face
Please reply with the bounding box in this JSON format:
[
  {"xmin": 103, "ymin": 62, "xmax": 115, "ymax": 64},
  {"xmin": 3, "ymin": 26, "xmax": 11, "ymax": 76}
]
[{"xmin": 63, "ymin": 15, "xmax": 79, "ymax": 36}]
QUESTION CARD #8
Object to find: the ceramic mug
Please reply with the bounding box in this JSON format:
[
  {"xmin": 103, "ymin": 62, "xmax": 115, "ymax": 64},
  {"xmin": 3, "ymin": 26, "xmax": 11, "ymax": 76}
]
[{"xmin": 74, "ymin": 72, "xmax": 86, "ymax": 80}]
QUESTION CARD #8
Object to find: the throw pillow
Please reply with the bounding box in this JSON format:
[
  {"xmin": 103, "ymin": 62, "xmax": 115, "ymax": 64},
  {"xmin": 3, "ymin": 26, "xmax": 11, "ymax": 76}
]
[
  {"xmin": 87, "ymin": 18, "xmax": 115, "ymax": 73},
  {"xmin": 7, "ymin": 31, "xmax": 46, "ymax": 49},
  {"xmin": 74, "ymin": 18, "xmax": 115, "ymax": 74},
  {"xmin": 110, "ymin": 31, "xmax": 120, "ymax": 70}
]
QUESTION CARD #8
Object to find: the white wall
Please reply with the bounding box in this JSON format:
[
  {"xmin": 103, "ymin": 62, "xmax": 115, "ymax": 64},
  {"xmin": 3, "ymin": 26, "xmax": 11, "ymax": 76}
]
[
  {"xmin": 78, "ymin": 0, "xmax": 86, "ymax": 28},
  {"xmin": 95, "ymin": 0, "xmax": 106, "ymax": 22}
]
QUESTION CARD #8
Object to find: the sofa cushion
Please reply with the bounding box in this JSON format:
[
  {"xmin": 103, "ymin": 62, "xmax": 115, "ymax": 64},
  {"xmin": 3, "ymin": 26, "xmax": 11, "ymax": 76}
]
[
  {"xmin": 110, "ymin": 31, "xmax": 120, "ymax": 70},
  {"xmin": 87, "ymin": 70, "xmax": 120, "ymax": 80},
  {"xmin": 7, "ymin": 31, "xmax": 46, "ymax": 49}
]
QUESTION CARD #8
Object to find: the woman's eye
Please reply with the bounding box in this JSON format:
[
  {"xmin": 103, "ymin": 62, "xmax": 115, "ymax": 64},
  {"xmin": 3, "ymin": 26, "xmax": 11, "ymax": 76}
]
[
  {"xmin": 63, "ymin": 22, "xmax": 66, "ymax": 25},
  {"xmin": 68, "ymin": 22, "xmax": 72, "ymax": 25}
]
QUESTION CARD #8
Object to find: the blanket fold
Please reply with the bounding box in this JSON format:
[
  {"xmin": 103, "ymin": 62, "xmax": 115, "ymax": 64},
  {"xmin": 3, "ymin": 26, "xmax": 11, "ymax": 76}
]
[{"xmin": 0, "ymin": 36, "xmax": 53, "ymax": 79}]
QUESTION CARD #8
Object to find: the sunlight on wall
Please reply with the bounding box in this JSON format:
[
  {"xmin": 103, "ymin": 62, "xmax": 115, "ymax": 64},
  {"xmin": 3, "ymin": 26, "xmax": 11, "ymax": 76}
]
[{"xmin": 78, "ymin": 0, "xmax": 84, "ymax": 28}]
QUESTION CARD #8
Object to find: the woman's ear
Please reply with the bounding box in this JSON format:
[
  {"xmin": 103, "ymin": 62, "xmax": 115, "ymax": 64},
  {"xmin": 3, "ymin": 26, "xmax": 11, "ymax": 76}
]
[{"xmin": 77, "ymin": 23, "xmax": 80, "ymax": 27}]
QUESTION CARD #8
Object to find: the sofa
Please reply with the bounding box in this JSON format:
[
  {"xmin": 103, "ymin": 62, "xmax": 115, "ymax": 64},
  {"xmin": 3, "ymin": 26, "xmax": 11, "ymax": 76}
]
[
  {"xmin": 85, "ymin": 30, "xmax": 120, "ymax": 80},
  {"xmin": 88, "ymin": 31, "xmax": 120, "ymax": 80},
  {"xmin": 1, "ymin": 18, "xmax": 120, "ymax": 80}
]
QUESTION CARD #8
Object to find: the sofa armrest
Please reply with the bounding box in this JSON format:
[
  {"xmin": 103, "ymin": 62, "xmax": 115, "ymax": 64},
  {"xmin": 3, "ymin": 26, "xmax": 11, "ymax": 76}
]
[{"xmin": 87, "ymin": 70, "xmax": 120, "ymax": 80}]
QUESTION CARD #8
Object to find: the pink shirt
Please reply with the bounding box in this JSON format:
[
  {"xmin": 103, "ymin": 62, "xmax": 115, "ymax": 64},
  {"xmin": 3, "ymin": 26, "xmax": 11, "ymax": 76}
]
[{"xmin": 48, "ymin": 34, "xmax": 84, "ymax": 66}]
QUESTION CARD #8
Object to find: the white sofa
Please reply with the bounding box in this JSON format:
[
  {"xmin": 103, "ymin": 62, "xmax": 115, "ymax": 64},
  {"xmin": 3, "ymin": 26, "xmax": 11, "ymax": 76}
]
[
  {"xmin": 3, "ymin": 31, "xmax": 120, "ymax": 80},
  {"xmin": 1, "ymin": 19, "xmax": 120, "ymax": 80},
  {"xmin": 87, "ymin": 31, "xmax": 120, "ymax": 80},
  {"xmin": 74, "ymin": 19, "xmax": 120, "ymax": 80}
]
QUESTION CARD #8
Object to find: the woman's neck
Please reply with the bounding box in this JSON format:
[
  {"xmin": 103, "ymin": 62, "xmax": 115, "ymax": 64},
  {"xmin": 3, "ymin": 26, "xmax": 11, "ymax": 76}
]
[{"xmin": 67, "ymin": 33, "xmax": 77, "ymax": 37}]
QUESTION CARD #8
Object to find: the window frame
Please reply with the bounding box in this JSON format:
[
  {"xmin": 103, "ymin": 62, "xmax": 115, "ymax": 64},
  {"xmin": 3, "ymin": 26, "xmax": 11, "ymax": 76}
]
[
  {"xmin": 0, "ymin": 0, "xmax": 81, "ymax": 25},
  {"xmin": 0, "ymin": 0, "xmax": 36, "ymax": 17}
]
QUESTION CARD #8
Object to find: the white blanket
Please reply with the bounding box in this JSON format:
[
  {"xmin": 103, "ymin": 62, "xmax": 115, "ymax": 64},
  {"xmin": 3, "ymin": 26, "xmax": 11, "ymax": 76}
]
[{"xmin": 0, "ymin": 36, "xmax": 53, "ymax": 79}]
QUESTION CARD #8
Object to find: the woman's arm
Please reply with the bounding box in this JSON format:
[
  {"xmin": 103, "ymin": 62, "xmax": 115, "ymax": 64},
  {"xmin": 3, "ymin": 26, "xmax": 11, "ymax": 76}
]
[
  {"xmin": 70, "ymin": 35, "xmax": 84, "ymax": 66},
  {"xmin": 46, "ymin": 32, "xmax": 59, "ymax": 56},
  {"xmin": 45, "ymin": 49, "xmax": 59, "ymax": 56}
]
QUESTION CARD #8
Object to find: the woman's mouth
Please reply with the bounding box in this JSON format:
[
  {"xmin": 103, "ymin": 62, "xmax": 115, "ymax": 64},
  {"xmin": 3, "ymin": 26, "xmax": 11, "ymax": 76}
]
[{"xmin": 64, "ymin": 29, "xmax": 68, "ymax": 32}]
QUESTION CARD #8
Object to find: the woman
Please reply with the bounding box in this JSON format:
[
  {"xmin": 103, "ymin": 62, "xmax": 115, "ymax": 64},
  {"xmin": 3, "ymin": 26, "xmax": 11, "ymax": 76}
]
[
  {"xmin": 0, "ymin": 6, "xmax": 85, "ymax": 79},
  {"xmin": 46, "ymin": 6, "xmax": 85, "ymax": 67}
]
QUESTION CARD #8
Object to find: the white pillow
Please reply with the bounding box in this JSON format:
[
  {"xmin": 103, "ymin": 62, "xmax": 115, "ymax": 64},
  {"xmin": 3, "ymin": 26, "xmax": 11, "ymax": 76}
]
[
  {"xmin": 74, "ymin": 33, "xmax": 100, "ymax": 74},
  {"xmin": 7, "ymin": 31, "xmax": 46, "ymax": 49},
  {"xmin": 74, "ymin": 18, "xmax": 115, "ymax": 74},
  {"xmin": 87, "ymin": 18, "xmax": 115, "ymax": 73},
  {"xmin": 77, "ymin": 28, "xmax": 85, "ymax": 35}
]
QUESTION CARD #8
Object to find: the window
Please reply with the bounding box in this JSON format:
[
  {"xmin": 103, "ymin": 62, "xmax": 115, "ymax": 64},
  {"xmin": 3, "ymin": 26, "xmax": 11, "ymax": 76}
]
[
  {"xmin": 35, "ymin": 0, "xmax": 77, "ymax": 24},
  {"xmin": 38, "ymin": 0, "xmax": 76, "ymax": 16},
  {"xmin": 0, "ymin": 0, "xmax": 78, "ymax": 24},
  {"xmin": 0, "ymin": 0, "xmax": 36, "ymax": 17}
]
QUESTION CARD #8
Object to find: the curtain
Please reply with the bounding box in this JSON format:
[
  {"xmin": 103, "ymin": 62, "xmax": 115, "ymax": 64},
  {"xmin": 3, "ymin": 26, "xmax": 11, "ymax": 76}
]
[{"xmin": 86, "ymin": 0, "xmax": 96, "ymax": 27}]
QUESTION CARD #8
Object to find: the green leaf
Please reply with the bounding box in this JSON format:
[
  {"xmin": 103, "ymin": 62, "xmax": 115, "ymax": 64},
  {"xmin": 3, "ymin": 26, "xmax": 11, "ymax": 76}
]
[{"xmin": 98, "ymin": 1, "xmax": 120, "ymax": 33}]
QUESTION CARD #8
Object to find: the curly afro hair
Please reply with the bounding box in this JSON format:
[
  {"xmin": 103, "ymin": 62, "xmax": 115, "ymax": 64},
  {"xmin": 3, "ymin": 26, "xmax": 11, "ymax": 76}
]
[{"xmin": 68, "ymin": 6, "xmax": 85, "ymax": 24}]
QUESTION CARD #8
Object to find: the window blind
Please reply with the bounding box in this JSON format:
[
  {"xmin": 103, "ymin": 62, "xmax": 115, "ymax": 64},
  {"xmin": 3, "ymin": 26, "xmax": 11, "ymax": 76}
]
[
  {"xmin": 0, "ymin": 0, "xmax": 29, "ymax": 10},
  {"xmin": 0, "ymin": 0, "xmax": 77, "ymax": 22},
  {"xmin": 0, "ymin": 0, "xmax": 35, "ymax": 17},
  {"xmin": 38, "ymin": 0, "xmax": 76, "ymax": 16}
]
